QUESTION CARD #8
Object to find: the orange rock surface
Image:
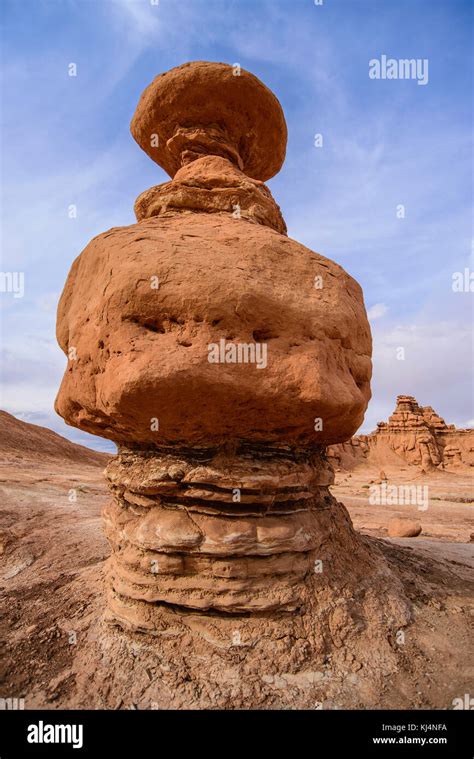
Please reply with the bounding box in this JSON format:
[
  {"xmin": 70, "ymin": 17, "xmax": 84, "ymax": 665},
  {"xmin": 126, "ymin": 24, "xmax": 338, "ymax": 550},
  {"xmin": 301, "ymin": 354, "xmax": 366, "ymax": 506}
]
[
  {"xmin": 129, "ymin": 61, "xmax": 287, "ymax": 181},
  {"xmin": 55, "ymin": 62, "xmax": 380, "ymax": 623},
  {"xmin": 328, "ymin": 395, "xmax": 474, "ymax": 471},
  {"xmin": 55, "ymin": 208, "xmax": 371, "ymax": 446},
  {"xmin": 388, "ymin": 518, "xmax": 422, "ymax": 538}
]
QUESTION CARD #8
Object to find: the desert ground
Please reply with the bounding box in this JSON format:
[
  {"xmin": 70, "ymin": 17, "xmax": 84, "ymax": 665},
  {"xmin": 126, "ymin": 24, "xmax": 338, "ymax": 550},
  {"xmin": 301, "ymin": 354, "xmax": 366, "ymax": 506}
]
[{"xmin": 1, "ymin": 411, "xmax": 472, "ymax": 710}]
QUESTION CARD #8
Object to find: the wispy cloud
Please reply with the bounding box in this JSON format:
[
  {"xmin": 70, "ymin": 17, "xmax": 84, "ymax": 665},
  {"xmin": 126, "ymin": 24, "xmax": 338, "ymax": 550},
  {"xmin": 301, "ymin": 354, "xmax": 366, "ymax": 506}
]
[
  {"xmin": 367, "ymin": 303, "xmax": 388, "ymax": 320},
  {"xmin": 362, "ymin": 320, "xmax": 473, "ymax": 433},
  {"xmin": 111, "ymin": 0, "xmax": 162, "ymax": 40}
]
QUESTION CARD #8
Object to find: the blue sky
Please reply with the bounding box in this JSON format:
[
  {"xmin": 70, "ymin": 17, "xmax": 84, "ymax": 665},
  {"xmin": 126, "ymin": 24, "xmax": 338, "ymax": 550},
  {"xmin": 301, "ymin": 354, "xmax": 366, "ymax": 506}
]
[{"xmin": 0, "ymin": 0, "xmax": 472, "ymax": 452}]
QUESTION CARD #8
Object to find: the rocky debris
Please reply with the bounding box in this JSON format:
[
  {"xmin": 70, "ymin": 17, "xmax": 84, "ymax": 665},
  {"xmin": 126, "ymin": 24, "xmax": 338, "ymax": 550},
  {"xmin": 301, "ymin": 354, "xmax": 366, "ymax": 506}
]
[
  {"xmin": 328, "ymin": 395, "xmax": 474, "ymax": 471},
  {"xmin": 3, "ymin": 437, "xmax": 473, "ymax": 709},
  {"xmin": 388, "ymin": 518, "xmax": 422, "ymax": 538}
]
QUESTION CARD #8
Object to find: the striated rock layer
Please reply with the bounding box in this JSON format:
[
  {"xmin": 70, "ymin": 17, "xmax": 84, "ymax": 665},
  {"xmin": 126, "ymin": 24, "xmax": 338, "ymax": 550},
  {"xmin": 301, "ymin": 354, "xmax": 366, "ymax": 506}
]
[
  {"xmin": 104, "ymin": 445, "xmax": 338, "ymax": 617},
  {"xmin": 328, "ymin": 394, "xmax": 474, "ymax": 471}
]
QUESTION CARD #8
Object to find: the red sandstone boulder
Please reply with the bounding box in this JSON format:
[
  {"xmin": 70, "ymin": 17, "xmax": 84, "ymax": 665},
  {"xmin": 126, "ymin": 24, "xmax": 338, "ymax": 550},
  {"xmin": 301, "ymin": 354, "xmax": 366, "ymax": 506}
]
[
  {"xmin": 388, "ymin": 518, "xmax": 422, "ymax": 538},
  {"xmin": 55, "ymin": 62, "xmax": 372, "ymax": 448},
  {"xmin": 130, "ymin": 61, "xmax": 287, "ymax": 181}
]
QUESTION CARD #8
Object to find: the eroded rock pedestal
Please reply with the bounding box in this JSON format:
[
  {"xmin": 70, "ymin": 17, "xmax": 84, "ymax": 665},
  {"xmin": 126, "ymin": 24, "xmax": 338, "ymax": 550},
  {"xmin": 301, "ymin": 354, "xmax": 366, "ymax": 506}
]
[
  {"xmin": 103, "ymin": 445, "xmax": 341, "ymax": 623},
  {"xmin": 56, "ymin": 64, "xmax": 411, "ymax": 692}
]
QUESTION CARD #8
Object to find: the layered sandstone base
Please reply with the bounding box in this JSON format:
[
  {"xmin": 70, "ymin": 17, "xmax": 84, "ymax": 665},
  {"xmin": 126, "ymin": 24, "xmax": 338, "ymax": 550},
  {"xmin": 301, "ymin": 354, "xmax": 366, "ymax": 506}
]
[{"xmin": 102, "ymin": 445, "xmax": 378, "ymax": 630}]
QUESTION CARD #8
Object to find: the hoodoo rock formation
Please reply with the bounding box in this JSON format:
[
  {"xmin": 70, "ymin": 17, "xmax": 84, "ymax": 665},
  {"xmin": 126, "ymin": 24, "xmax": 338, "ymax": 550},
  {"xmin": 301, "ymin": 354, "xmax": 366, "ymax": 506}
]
[
  {"xmin": 55, "ymin": 63, "xmax": 411, "ymax": 698},
  {"xmin": 328, "ymin": 395, "xmax": 474, "ymax": 472}
]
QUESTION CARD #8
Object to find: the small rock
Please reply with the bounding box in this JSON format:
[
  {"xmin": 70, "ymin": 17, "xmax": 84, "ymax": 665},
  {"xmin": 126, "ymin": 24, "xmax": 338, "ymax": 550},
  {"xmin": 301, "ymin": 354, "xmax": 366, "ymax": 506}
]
[
  {"xmin": 388, "ymin": 518, "xmax": 422, "ymax": 538},
  {"xmin": 3, "ymin": 556, "xmax": 34, "ymax": 579}
]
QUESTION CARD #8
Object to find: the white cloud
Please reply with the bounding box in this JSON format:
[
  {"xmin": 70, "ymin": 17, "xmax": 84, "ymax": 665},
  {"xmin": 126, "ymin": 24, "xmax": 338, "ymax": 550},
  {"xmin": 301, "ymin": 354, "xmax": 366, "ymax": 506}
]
[
  {"xmin": 358, "ymin": 320, "xmax": 474, "ymax": 434},
  {"xmin": 111, "ymin": 0, "xmax": 162, "ymax": 41},
  {"xmin": 367, "ymin": 302, "xmax": 388, "ymax": 320}
]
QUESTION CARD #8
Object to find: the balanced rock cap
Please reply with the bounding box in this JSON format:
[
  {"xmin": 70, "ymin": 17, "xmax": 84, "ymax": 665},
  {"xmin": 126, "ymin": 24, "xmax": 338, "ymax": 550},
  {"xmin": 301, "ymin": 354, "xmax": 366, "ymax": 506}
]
[{"xmin": 130, "ymin": 61, "xmax": 288, "ymax": 181}]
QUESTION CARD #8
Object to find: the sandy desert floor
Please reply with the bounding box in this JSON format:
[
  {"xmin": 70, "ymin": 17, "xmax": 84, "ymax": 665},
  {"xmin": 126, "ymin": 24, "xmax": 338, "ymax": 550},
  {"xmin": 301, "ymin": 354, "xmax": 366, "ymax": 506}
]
[{"xmin": 1, "ymin": 452, "xmax": 473, "ymax": 710}]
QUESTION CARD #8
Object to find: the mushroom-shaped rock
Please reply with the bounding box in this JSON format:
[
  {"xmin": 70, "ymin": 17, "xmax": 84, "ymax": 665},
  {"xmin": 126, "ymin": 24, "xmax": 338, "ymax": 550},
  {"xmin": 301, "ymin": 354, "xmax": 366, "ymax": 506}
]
[
  {"xmin": 55, "ymin": 62, "xmax": 374, "ymax": 621},
  {"xmin": 130, "ymin": 61, "xmax": 287, "ymax": 181}
]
